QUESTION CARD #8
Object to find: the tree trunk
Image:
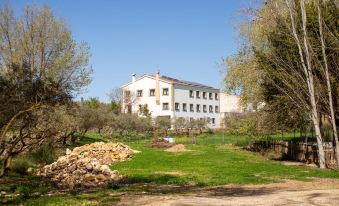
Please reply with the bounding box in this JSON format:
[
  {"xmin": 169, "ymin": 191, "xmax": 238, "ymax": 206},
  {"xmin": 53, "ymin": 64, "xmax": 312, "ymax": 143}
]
[
  {"xmin": 285, "ymin": 0, "xmax": 327, "ymax": 168},
  {"xmin": 317, "ymin": 0, "xmax": 339, "ymax": 167},
  {"xmin": 0, "ymin": 155, "xmax": 12, "ymax": 178},
  {"xmin": 311, "ymin": 112, "xmax": 326, "ymax": 168}
]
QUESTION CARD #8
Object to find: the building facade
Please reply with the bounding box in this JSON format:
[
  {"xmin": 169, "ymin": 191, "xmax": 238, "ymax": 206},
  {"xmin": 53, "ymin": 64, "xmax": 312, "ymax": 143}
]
[{"xmin": 121, "ymin": 71, "xmax": 220, "ymax": 128}]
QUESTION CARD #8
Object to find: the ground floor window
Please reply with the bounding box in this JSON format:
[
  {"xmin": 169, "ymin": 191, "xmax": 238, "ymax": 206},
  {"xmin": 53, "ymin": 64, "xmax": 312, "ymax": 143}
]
[
  {"xmin": 175, "ymin": 102, "xmax": 180, "ymax": 111},
  {"xmin": 162, "ymin": 103, "xmax": 169, "ymax": 110}
]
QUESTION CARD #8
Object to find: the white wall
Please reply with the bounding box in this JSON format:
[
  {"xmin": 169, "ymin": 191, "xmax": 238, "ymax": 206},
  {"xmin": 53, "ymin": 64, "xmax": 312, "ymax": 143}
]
[
  {"xmin": 219, "ymin": 93, "xmax": 243, "ymax": 113},
  {"xmin": 122, "ymin": 76, "xmax": 173, "ymax": 118},
  {"xmin": 173, "ymin": 85, "xmax": 220, "ymax": 128}
]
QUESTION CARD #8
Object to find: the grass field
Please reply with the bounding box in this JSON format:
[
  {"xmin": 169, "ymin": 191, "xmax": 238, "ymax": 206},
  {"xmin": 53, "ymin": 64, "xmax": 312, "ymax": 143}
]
[
  {"xmin": 114, "ymin": 135, "xmax": 339, "ymax": 186},
  {"xmin": 2, "ymin": 132, "xmax": 339, "ymax": 205}
]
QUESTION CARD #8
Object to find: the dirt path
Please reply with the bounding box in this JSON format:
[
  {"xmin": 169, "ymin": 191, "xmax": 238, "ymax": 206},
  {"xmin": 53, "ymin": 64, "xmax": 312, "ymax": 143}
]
[{"xmin": 118, "ymin": 179, "xmax": 339, "ymax": 206}]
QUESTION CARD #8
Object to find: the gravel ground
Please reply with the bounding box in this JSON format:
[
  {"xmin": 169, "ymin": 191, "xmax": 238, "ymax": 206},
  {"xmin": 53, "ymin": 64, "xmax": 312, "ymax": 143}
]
[{"xmin": 118, "ymin": 179, "xmax": 339, "ymax": 206}]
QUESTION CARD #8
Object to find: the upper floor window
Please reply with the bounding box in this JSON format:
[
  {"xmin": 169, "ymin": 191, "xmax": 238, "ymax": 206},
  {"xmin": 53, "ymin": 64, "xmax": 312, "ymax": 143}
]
[
  {"xmin": 162, "ymin": 88, "xmax": 169, "ymax": 96},
  {"xmin": 209, "ymin": 93, "xmax": 213, "ymax": 100},
  {"xmin": 162, "ymin": 103, "xmax": 169, "ymax": 110},
  {"xmin": 189, "ymin": 90, "xmax": 194, "ymax": 98},
  {"xmin": 175, "ymin": 102, "xmax": 180, "ymax": 111},
  {"xmin": 183, "ymin": 103, "xmax": 187, "ymax": 112},
  {"xmin": 203, "ymin": 92, "xmax": 207, "ymax": 99},
  {"xmin": 196, "ymin": 91, "xmax": 200, "ymax": 99},
  {"xmin": 215, "ymin": 93, "xmax": 219, "ymax": 100},
  {"xmin": 196, "ymin": 104, "xmax": 201, "ymax": 112},
  {"xmin": 209, "ymin": 105, "xmax": 213, "ymax": 113},
  {"xmin": 137, "ymin": 90, "xmax": 143, "ymax": 97},
  {"xmin": 190, "ymin": 104, "xmax": 194, "ymax": 112},
  {"xmin": 215, "ymin": 106, "xmax": 219, "ymax": 113},
  {"xmin": 203, "ymin": 105, "xmax": 207, "ymax": 113},
  {"xmin": 149, "ymin": 89, "xmax": 155, "ymax": 96}
]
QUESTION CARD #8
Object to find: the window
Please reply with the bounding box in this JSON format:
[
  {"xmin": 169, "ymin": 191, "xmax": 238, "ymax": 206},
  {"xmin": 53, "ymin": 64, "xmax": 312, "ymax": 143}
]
[
  {"xmin": 209, "ymin": 105, "xmax": 213, "ymax": 113},
  {"xmin": 190, "ymin": 104, "xmax": 194, "ymax": 112},
  {"xmin": 212, "ymin": 118, "xmax": 215, "ymax": 124},
  {"xmin": 196, "ymin": 91, "xmax": 200, "ymax": 99},
  {"xmin": 189, "ymin": 90, "xmax": 194, "ymax": 98},
  {"xmin": 203, "ymin": 92, "xmax": 207, "ymax": 99},
  {"xmin": 162, "ymin": 103, "xmax": 169, "ymax": 110},
  {"xmin": 124, "ymin": 90, "xmax": 131, "ymax": 97},
  {"xmin": 149, "ymin": 89, "xmax": 155, "ymax": 96},
  {"xmin": 183, "ymin": 103, "xmax": 187, "ymax": 112},
  {"xmin": 215, "ymin": 106, "xmax": 219, "ymax": 113},
  {"xmin": 215, "ymin": 93, "xmax": 219, "ymax": 100},
  {"xmin": 162, "ymin": 88, "xmax": 169, "ymax": 96},
  {"xmin": 203, "ymin": 105, "xmax": 207, "ymax": 113},
  {"xmin": 136, "ymin": 90, "xmax": 143, "ymax": 97},
  {"xmin": 196, "ymin": 104, "xmax": 201, "ymax": 112},
  {"xmin": 175, "ymin": 102, "xmax": 180, "ymax": 111},
  {"xmin": 209, "ymin": 92, "xmax": 213, "ymax": 100}
]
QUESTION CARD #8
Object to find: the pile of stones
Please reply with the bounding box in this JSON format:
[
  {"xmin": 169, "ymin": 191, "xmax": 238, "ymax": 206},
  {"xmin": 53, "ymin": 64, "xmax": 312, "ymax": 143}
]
[
  {"xmin": 38, "ymin": 142, "xmax": 138, "ymax": 188},
  {"xmin": 150, "ymin": 138, "xmax": 172, "ymax": 148}
]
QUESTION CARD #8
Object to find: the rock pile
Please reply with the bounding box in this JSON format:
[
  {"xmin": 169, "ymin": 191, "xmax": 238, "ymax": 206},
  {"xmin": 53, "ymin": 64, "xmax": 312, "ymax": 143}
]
[
  {"xmin": 38, "ymin": 142, "xmax": 138, "ymax": 188},
  {"xmin": 150, "ymin": 138, "xmax": 172, "ymax": 148}
]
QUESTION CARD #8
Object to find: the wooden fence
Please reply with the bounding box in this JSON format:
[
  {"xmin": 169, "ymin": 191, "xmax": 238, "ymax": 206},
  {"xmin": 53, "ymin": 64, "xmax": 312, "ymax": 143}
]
[{"xmin": 248, "ymin": 140, "xmax": 337, "ymax": 168}]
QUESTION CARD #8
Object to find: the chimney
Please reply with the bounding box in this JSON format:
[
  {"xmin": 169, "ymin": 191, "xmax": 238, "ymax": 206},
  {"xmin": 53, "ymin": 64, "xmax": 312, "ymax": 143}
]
[
  {"xmin": 132, "ymin": 73, "xmax": 136, "ymax": 83},
  {"xmin": 155, "ymin": 70, "xmax": 160, "ymax": 105}
]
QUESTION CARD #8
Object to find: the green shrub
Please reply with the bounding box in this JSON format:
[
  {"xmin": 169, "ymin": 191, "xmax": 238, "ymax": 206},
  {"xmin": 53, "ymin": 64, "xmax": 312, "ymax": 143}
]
[
  {"xmin": 10, "ymin": 158, "xmax": 32, "ymax": 175},
  {"xmin": 30, "ymin": 143, "xmax": 56, "ymax": 164}
]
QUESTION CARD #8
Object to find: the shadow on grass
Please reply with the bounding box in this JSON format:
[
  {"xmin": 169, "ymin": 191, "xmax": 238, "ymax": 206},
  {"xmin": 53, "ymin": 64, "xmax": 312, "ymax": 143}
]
[{"xmin": 120, "ymin": 174, "xmax": 189, "ymax": 186}]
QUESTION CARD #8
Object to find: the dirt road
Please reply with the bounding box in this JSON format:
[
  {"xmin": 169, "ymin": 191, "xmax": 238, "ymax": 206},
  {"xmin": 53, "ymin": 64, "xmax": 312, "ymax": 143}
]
[{"xmin": 118, "ymin": 179, "xmax": 339, "ymax": 206}]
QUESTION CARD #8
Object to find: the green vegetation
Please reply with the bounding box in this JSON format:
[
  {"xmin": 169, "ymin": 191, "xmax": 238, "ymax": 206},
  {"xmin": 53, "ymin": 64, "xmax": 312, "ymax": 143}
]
[
  {"xmin": 114, "ymin": 135, "xmax": 339, "ymax": 186},
  {"xmin": 1, "ymin": 132, "xmax": 339, "ymax": 205}
]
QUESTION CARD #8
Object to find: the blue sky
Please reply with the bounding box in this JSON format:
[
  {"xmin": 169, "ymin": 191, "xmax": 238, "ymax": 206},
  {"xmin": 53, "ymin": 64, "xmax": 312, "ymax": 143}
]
[{"xmin": 6, "ymin": 0, "xmax": 257, "ymax": 102}]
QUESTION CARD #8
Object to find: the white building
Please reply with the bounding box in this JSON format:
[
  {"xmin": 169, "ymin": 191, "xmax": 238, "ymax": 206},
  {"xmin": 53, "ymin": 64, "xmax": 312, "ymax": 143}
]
[
  {"xmin": 121, "ymin": 71, "xmax": 220, "ymax": 128},
  {"xmin": 219, "ymin": 92, "xmax": 244, "ymax": 114}
]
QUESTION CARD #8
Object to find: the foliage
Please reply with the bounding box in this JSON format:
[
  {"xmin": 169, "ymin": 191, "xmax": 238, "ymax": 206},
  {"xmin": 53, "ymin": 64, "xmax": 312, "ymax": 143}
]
[
  {"xmin": 155, "ymin": 116, "xmax": 171, "ymax": 131},
  {"xmin": 0, "ymin": 5, "xmax": 92, "ymax": 176},
  {"xmin": 29, "ymin": 142, "xmax": 57, "ymax": 165},
  {"xmin": 108, "ymin": 87, "xmax": 123, "ymax": 114},
  {"xmin": 10, "ymin": 157, "xmax": 32, "ymax": 175},
  {"xmin": 138, "ymin": 104, "xmax": 152, "ymax": 117},
  {"xmin": 222, "ymin": 0, "xmax": 339, "ymax": 145}
]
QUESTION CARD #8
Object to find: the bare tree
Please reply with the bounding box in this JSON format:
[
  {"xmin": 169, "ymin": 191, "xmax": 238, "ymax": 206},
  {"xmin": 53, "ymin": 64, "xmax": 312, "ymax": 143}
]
[
  {"xmin": 284, "ymin": 0, "xmax": 325, "ymax": 167},
  {"xmin": 316, "ymin": 0, "xmax": 339, "ymax": 165}
]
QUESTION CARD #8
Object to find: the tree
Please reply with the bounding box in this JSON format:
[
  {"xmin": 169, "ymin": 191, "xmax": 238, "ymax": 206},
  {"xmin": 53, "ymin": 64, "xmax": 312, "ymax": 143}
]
[
  {"xmin": 316, "ymin": 0, "xmax": 339, "ymax": 165},
  {"xmin": 155, "ymin": 116, "xmax": 171, "ymax": 135},
  {"xmin": 196, "ymin": 118, "xmax": 210, "ymax": 134},
  {"xmin": 138, "ymin": 104, "xmax": 152, "ymax": 117},
  {"xmin": 223, "ymin": 0, "xmax": 339, "ymax": 168},
  {"xmin": 0, "ymin": 5, "xmax": 92, "ymax": 176},
  {"xmin": 108, "ymin": 87, "xmax": 123, "ymax": 114}
]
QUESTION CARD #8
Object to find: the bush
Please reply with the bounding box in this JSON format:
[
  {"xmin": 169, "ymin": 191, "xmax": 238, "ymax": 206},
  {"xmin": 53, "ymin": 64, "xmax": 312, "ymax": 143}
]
[
  {"xmin": 30, "ymin": 143, "xmax": 56, "ymax": 165},
  {"xmin": 10, "ymin": 158, "xmax": 32, "ymax": 175}
]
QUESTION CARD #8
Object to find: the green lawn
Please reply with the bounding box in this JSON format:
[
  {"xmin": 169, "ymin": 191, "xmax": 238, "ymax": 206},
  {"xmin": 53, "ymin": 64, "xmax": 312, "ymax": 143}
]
[
  {"xmin": 113, "ymin": 138, "xmax": 339, "ymax": 186},
  {"xmin": 2, "ymin": 132, "xmax": 339, "ymax": 205}
]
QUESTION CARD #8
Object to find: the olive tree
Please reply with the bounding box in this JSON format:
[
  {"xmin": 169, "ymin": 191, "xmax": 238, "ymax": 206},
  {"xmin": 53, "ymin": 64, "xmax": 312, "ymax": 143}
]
[{"xmin": 0, "ymin": 5, "xmax": 92, "ymax": 176}]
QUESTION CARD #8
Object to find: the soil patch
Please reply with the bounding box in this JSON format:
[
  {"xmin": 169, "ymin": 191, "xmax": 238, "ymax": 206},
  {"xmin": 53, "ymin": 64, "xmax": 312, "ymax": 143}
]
[
  {"xmin": 117, "ymin": 179, "xmax": 339, "ymax": 206},
  {"xmin": 155, "ymin": 171, "xmax": 184, "ymax": 176},
  {"xmin": 165, "ymin": 144, "xmax": 188, "ymax": 153}
]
